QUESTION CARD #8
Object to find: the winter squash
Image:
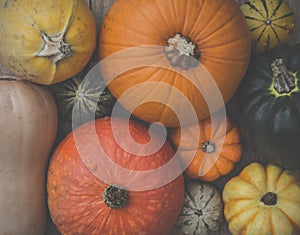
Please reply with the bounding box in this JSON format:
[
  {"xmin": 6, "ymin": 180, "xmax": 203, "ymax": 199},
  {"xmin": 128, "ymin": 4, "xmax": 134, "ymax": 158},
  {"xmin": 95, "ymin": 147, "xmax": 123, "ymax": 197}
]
[
  {"xmin": 0, "ymin": 77, "xmax": 57, "ymax": 235},
  {"xmin": 0, "ymin": 0, "xmax": 97, "ymax": 85},
  {"xmin": 240, "ymin": 0, "xmax": 295, "ymax": 54},
  {"xmin": 98, "ymin": 0, "xmax": 252, "ymax": 127},
  {"xmin": 47, "ymin": 117, "xmax": 184, "ymax": 235},
  {"xmin": 49, "ymin": 74, "xmax": 116, "ymax": 126},
  {"xmin": 223, "ymin": 162, "xmax": 300, "ymax": 235},
  {"xmin": 236, "ymin": 43, "xmax": 300, "ymax": 170},
  {"xmin": 171, "ymin": 182, "xmax": 224, "ymax": 235},
  {"xmin": 168, "ymin": 115, "xmax": 242, "ymax": 181}
]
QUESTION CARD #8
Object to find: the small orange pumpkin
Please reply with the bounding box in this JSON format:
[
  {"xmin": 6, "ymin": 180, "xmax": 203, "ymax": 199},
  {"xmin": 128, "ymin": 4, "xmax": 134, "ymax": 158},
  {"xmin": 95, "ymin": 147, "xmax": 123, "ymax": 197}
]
[
  {"xmin": 169, "ymin": 115, "xmax": 242, "ymax": 181},
  {"xmin": 98, "ymin": 0, "xmax": 251, "ymax": 127}
]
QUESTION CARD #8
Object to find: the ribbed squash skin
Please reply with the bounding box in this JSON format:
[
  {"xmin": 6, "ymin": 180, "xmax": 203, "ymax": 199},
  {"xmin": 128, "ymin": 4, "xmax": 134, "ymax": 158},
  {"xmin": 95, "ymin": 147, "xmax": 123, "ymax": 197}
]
[
  {"xmin": 240, "ymin": 0, "xmax": 295, "ymax": 54},
  {"xmin": 172, "ymin": 182, "xmax": 223, "ymax": 235},
  {"xmin": 223, "ymin": 162, "xmax": 300, "ymax": 235}
]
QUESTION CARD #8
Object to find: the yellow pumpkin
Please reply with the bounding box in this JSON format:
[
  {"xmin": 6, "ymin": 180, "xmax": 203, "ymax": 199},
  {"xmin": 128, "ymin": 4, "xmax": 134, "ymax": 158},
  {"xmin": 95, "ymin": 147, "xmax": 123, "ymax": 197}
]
[
  {"xmin": 0, "ymin": 0, "xmax": 97, "ymax": 85},
  {"xmin": 223, "ymin": 162, "xmax": 300, "ymax": 235}
]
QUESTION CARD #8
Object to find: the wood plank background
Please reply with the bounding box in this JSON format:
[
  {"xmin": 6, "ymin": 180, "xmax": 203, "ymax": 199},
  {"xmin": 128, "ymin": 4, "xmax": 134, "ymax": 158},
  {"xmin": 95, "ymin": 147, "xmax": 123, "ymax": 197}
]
[{"xmin": 0, "ymin": 0, "xmax": 299, "ymax": 234}]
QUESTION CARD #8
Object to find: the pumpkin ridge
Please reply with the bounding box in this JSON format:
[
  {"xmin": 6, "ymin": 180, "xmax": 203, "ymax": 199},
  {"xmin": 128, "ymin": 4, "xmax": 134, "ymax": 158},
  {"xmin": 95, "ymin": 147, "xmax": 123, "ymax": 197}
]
[
  {"xmin": 277, "ymin": 207, "xmax": 298, "ymax": 229},
  {"xmin": 201, "ymin": 16, "xmax": 244, "ymax": 48},
  {"xmin": 185, "ymin": 0, "xmax": 205, "ymax": 38},
  {"xmin": 272, "ymin": 12, "xmax": 295, "ymax": 22},
  {"xmin": 244, "ymin": 1, "xmax": 265, "ymax": 20},
  {"xmin": 197, "ymin": 0, "xmax": 229, "ymax": 37},
  {"xmin": 269, "ymin": 0, "xmax": 284, "ymax": 19},
  {"xmin": 261, "ymin": 0, "xmax": 270, "ymax": 19}
]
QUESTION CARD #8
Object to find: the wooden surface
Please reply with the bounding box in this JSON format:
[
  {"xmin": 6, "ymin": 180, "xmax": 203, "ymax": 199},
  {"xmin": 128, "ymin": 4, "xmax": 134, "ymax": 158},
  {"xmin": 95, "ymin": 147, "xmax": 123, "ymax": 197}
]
[{"xmin": 0, "ymin": 0, "xmax": 299, "ymax": 235}]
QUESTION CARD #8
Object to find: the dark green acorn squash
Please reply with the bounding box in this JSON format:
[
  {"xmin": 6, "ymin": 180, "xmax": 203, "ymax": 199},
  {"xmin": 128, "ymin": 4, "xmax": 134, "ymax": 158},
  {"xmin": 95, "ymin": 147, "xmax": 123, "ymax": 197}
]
[
  {"xmin": 236, "ymin": 43, "xmax": 300, "ymax": 169},
  {"xmin": 49, "ymin": 74, "xmax": 116, "ymax": 127}
]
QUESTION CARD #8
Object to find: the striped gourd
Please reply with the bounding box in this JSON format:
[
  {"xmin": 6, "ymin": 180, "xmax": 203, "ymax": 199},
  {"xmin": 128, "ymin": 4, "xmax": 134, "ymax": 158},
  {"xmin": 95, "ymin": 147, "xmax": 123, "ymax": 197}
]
[
  {"xmin": 171, "ymin": 182, "xmax": 223, "ymax": 235},
  {"xmin": 240, "ymin": 0, "xmax": 295, "ymax": 54},
  {"xmin": 49, "ymin": 74, "xmax": 116, "ymax": 127}
]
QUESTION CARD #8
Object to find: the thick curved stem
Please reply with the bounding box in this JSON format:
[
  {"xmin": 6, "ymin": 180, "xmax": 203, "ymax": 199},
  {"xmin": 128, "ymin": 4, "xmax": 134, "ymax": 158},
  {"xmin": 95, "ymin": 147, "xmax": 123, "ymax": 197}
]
[{"xmin": 271, "ymin": 59, "xmax": 295, "ymax": 94}]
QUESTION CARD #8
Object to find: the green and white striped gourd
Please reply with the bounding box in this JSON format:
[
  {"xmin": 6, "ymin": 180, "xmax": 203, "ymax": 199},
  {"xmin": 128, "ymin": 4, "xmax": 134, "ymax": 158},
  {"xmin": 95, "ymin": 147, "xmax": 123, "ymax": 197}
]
[
  {"xmin": 172, "ymin": 182, "xmax": 224, "ymax": 235},
  {"xmin": 49, "ymin": 74, "xmax": 116, "ymax": 127},
  {"xmin": 240, "ymin": 0, "xmax": 295, "ymax": 54}
]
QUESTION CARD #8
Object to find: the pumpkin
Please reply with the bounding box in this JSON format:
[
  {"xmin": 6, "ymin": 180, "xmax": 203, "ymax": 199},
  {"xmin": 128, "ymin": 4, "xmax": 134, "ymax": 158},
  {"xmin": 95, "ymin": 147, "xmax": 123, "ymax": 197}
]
[
  {"xmin": 236, "ymin": 43, "xmax": 300, "ymax": 170},
  {"xmin": 171, "ymin": 182, "xmax": 224, "ymax": 235},
  {"xmin": 98, "ymin": 0, "xmax": 251, "ymax": 127},
  {"xmin": 240, "ymin": 0, "xmax": 296, "ymax": 54},
  {"xmin": 0, "ymin": 0, "xmax": 97, "ymax": 85},
  {"xmin": 49, "ymin": 74, "xmax": 116, "ymax": 126},
  {"xmin": 47, "ymin": 117, "xmax": 184, "ymax": 235},
  {"xmin": 0, "ymin": 76, "xmax": 57, "ymax": 235},
  {"xmin": 168, "ymin": 115, "xmax": 242, "ymax": 181},
  {"xmin": 223, "ymin": 162, "xmax": 300, "ymax": 235}
]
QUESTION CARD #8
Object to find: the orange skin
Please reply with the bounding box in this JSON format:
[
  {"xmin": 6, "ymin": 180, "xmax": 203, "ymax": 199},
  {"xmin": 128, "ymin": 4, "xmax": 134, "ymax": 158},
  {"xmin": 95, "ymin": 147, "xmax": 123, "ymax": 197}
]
[
  {"xmin": 47, "ymin": 117, "xmax": 184, "ymax": 235},
  {"xmin": 169, "ymin": 116, "xmax": 242, "ymax": 181},
  {"xmin": 98, "ymin": 0, "xmax": 251, "ymax": 127}
]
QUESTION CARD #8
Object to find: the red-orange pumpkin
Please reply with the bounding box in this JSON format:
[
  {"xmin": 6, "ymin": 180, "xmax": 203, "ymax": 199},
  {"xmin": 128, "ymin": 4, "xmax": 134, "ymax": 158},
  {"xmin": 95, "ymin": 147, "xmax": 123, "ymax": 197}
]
[
  {"xmin": 47, "ymin": 117, "xmax": 184, "ymax": 235},
  {"xmin": 98, "ymin": 0, "xmax": 251, "ymax": 127}
]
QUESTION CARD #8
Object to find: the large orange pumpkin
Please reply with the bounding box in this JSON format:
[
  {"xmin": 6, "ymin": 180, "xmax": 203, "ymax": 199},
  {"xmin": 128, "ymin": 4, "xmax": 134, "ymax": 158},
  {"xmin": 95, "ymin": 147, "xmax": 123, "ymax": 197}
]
[
  {"xmin": 47, "ymin": 117, "xmax": 184, "ymax": 235},
  {"xmin": 98, "ymin": 0, "xmax": 251, "ymax": 127}
]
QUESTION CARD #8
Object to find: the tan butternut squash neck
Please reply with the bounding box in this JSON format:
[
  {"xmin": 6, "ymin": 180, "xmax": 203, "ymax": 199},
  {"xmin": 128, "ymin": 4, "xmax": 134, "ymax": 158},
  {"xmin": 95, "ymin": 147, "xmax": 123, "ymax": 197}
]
[
  {"xmin": 103, "ymin": 184, "xmax": 128, "ymax": 210},
  {"xmin": 37, "ymin": 32, "xmax": 71, "ymax": 64},
  {"xmin": 165, "ymin": 33, "xmax": 200, "ymax": 70}
]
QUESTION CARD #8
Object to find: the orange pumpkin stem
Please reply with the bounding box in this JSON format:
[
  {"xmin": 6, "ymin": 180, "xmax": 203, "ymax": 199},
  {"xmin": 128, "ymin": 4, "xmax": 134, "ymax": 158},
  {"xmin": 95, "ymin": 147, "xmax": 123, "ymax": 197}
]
[
  {"xmin": 103, "ymin": 184, "xmax": 128, "ymax": 210},
  {"xmin": 165, "ymin": 33, "xmax": 200, "ymax": 70},
  {"xmin": 37, "ymin": 32, "xmax": 71, "ymax": 64},
  {"xmin": 261, "ymin": 192, "xmax": 277, "ymax": 206},
  {"xmin": 271, "ymin": 59, "xmax": 295, "ymax": 94}
]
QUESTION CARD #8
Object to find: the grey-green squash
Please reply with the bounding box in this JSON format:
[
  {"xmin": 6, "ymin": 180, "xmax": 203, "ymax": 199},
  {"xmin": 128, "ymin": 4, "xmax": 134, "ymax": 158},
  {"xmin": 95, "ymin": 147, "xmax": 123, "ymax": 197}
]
[
  {"xmin": 171, "ymin": 182, "xmax": 224, "ymax": 235},
  {"xmin": 49, "ymin": 74, "xmax": 116, "ymax": 128}
]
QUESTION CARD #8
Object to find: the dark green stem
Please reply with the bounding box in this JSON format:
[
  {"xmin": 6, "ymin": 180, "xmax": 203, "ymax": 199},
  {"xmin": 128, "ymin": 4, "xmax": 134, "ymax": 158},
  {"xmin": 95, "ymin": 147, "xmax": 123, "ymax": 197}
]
[{"xmin": 261, "ymin": 192, "xmax": 277, "ymax": 206}]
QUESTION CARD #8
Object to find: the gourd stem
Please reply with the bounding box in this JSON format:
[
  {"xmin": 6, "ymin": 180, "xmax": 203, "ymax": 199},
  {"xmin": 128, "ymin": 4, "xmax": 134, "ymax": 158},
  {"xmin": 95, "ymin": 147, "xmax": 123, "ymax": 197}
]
[
  {"xmin": 37, "ymin": 32, "xmax": 72, "ymax": 64},
  {"xmin": 103, "ymin": 184, "xmax": 128, "ymax": 210},
  {"xmin": 165, "ymin": 33, "xmax": 200, "ymax": 70},
  {"xmin": 261, "ymin": 192, "xmax": 277, "ymax": 206},
  {"xmin": 202, "ymin": 141, "xmax": 216, "ymax": 153},
  {"xmin": 0, "ymin": 75, "xmax": 22, "ymax": 81},
  {"xmin": 271, "ymin": 59, "xmax": 295, "ymax": 94}
]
